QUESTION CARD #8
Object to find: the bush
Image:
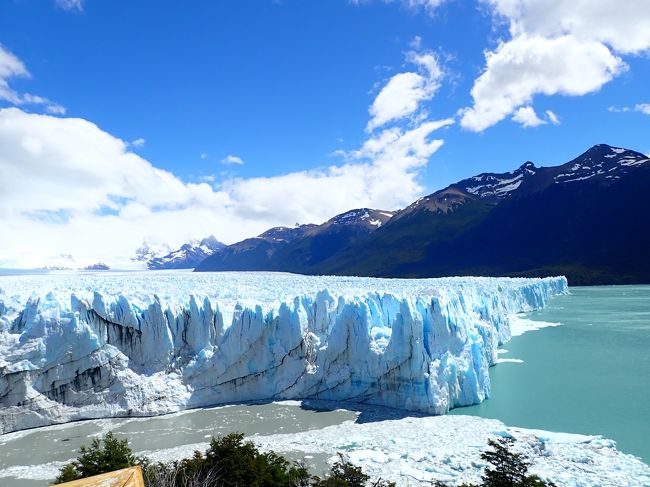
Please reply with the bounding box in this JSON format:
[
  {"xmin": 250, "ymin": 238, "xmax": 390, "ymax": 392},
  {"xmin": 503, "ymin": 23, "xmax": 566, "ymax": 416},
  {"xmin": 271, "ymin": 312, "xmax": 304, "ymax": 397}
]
[
  {"xmin": 170, "ymin": 432, "xmax": 311, "ymax": 487},
  {"xmin": 432, "ymin": 437, "xmax": 556, "ymax": 487},
  {"xmin": 53, "ymin": 431, "xmax": 138, "ymax": 484},
  {"xmin": 481, "ymin": 437, "xmax": 555, "ymax": 487},
  {"xmin": 312, "ymin": 453, "xmax": 394, "ymax": 487},
  {"xmin": 55, "ymin": 431, "xmax": 555, "ymax": 487},
  {"xmin": 481, "ymin": 437, "xmax": 530, "ymax": 486}
]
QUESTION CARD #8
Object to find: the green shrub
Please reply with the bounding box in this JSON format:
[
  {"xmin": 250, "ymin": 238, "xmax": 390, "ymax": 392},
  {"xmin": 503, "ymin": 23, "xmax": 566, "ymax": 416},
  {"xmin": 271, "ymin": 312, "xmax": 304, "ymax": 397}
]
[
  {"xmin": 54, "ymin": 430, "xmax": 556, "ymax": 487},
  {"xmin": 481, "ymin": 437, "xmax": 555, "ymax": 487},
  {"xmin": 432, "ymin": 437, "xmax": 556, "ymax": 487},
  {"xmin": 173, "ymin": 432, "xmax": 311, "ymax": 487},
  {"xmin": 312, "ymin": 454, "xmax": 395, "ymax": 487},
  {"xmin": 53, "ymin": 431, "xmax": 138, "ymax": 484}
]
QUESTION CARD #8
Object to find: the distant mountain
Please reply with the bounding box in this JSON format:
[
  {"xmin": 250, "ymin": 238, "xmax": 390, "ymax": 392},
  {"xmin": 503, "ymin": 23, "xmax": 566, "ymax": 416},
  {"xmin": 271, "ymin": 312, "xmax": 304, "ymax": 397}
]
[
  {"xmin": 318, "ymin": 144, "xmax": 650, "ymax": 284},
  {"xmin": 37, "ymin": 253, "xmax": 79, "ymax": 271},
  {"xmin": 195, "ymin": 144, "xmax": 650, "ymax": 285},
  {"xmin": 132, "ymin": 241, "xmax": 172, "ymax": 264},
  {"xmin": 195, "ymin": 209, "xmax": 393, "ymax": 272},
  {"xmin": 83, "ymin": 262, "xmax": 110, "ymax": 271},
  {"xmin": 148, "ymin": 236, "xmax": 225, "ymax": 270}
]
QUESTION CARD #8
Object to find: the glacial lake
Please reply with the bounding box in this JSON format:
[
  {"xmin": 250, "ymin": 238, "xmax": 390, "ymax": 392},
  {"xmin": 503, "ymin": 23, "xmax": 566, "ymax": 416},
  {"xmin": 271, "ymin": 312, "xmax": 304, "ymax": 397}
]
[
  {"xmin": 0, "ymin": 285, "xmax": 648, "ymax": 485},
  {"xmin": 451, "ymin": 285, "xmax": 650, "ymax": 464}
]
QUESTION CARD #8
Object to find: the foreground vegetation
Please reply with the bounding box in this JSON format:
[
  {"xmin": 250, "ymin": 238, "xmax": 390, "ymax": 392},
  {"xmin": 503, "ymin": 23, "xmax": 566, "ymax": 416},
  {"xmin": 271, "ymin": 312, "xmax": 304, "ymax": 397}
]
[{"xmin": 53, "ymin": 432, "xmax": 555, "ymax": 486}]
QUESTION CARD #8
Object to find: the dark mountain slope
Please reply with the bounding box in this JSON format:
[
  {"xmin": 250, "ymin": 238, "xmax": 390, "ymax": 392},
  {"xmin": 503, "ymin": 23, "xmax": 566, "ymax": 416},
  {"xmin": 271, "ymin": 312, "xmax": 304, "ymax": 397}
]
[
  {"xmin": 194, "ymin": 224, "xmax": 317, "ymax": 272},
  {"xmin": 195, "ymin": 209, "xmax": 393, "ymax": 272},
  {"xmin": 322, "ymin": 145, "xmax": 650, "ymax": 284},
  {"xmin": 196, "ymin": 144, "xmax": 650, "ymax": 285},
  {"xmin": 319, "ymin": 190, "xmax": 494, "ymax": 276},
  {"xmin": 402, "ymin": 164, "xmax": 650, "ymax": 284},
  {"xmin": 269, "ymin": 209, "xmax": 394, "ymax": 273}
]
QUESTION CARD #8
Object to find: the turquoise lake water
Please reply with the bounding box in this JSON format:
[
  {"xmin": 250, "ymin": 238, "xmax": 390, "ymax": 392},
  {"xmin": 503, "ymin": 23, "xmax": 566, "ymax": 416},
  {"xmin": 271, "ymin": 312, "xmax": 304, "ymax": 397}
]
[{"xmin": 451, "ymin": 285, "xmax": 650, "ymax": 464}]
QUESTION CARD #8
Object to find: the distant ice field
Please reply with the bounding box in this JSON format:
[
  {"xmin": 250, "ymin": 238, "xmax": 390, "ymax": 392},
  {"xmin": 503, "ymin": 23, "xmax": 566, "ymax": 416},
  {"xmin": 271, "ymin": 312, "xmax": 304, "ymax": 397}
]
[{"xmin": 0, "ymin": 270, "xmax": 563, "ymax": 318}]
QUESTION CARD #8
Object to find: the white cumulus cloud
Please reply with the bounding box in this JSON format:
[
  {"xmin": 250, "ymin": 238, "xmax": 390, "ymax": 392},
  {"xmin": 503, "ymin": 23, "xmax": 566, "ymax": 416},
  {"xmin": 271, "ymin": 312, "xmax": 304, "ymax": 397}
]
[
  {"xmin": 366, "ymin": 49, "xmax": 443, "ymax": 132},
  {"xmin": 461, "ymin": 35, "xmax": 624, "ymax": 131},
  {"xmin": 0, "ymin": 34, "xmax": 454, "ymax": 268},
  {"xmin": 0, "ymin": 107, "xmax": 451, "ymax": 268},
  {"xmin": 461, "ymin": 0, "xmax": 650, "ymax": 132},
  {"xmin": 512, "ymin": 106, "xmax": 545, "ymax": 127},
  {"xmin": 486, "ymin": 0, "xmax": 650, "ymax": 55}
]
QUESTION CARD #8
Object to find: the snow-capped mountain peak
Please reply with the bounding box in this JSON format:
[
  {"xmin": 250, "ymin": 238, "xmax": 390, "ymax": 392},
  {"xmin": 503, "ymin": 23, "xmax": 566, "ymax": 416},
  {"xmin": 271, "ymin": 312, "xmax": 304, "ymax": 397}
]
[
  {"xmin": 327, "ymin": 208, "xmax": 394, "ymax": 228},
  {"xmin": 132, "ymin": 241, "xmax": 172, "ymax": 263},
  {"xmin": 553, "ymin": 144, "xmax": 649, "ymax": 185},
  {"xmin": 146, "ymin": 236, "xmax": 225, "ymax": 270},
  {"xmin": 452, "ymin": 161, "xmax": 540, "ymax": 201}
]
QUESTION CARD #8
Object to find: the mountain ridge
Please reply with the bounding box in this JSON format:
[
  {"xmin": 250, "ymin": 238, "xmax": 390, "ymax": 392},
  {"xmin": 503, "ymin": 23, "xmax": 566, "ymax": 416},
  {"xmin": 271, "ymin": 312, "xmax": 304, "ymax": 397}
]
[
  {"xmin": 195, "ymin": 209, "xmax": 394, "ymax": 272},
  {"xmin": 147, "ymin": 236, "xmax": 226, "ymax": 270},
  {"xmin": 196, "ymin": 144, "xmax": 650, "ymax": 284}
]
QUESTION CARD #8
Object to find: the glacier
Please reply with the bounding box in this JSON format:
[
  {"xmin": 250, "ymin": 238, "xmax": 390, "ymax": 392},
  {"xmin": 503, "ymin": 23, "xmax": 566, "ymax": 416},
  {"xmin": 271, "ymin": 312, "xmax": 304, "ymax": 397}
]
[{"xmin": 0, "ymin": 271, "xmax": 567, "ymax": 434}]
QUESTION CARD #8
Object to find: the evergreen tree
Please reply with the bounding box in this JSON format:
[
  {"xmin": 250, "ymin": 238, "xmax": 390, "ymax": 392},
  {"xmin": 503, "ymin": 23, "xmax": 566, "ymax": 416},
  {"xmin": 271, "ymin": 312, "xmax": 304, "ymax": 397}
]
[
  {"xmin": 313, "ymin": 454, "xmax": 395, "ymax": 487},
  {"xmin": 53, "ymin": 431, "xmax": 137, "ymax": 484},
  {"xmin": 481, "ymin": 437, "xmax": 529, "ymax": 486}
]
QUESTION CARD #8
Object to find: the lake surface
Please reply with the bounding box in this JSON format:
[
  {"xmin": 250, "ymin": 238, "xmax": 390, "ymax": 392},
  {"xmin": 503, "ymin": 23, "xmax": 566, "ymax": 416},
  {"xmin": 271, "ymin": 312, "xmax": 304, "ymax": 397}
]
[
  {"xmin": 1, "ymin": 285, "xmax": 648, "ymax": 485},
  {"xmin": 451, "ymin": 285, "xmax": 650, "ymax": 464},
  {"xmin": 0, "ymin": 401, "xmax": 360, "ymax": 486}
]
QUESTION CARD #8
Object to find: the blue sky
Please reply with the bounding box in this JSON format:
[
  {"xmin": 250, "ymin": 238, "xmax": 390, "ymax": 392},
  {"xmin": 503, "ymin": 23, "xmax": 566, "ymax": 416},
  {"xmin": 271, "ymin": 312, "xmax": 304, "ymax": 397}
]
[{"xmin": 0, "ymin": 0, "xmax": 649, "ymax": 267}]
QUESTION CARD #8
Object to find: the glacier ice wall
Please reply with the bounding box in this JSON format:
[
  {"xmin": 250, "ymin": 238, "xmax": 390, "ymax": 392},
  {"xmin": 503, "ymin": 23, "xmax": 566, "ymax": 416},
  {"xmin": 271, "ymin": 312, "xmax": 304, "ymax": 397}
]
[{"xmin": 0, "ymin": 272, "xmax": 567, "ymax": 433}]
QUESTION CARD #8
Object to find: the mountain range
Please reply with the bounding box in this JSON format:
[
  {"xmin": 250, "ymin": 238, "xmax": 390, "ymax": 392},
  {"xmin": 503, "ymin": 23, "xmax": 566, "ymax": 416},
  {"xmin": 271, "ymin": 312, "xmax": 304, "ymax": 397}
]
[
  {"xmin": 196, "ymin": 144, "xmax": 650, "ymax": 285},
  {"xmin": 136, "ymin": 236, "xmax": 225, "ymax": 270},
  {"xmin": 195, "ymin": 209, "xmax": 393, "ymax": 273}
]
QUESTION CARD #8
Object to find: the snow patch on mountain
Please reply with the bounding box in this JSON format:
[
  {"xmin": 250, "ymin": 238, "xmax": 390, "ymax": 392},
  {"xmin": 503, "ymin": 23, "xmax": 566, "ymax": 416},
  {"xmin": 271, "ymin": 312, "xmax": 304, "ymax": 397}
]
[
  {"xmin": 449, "ymin": 161, "xmax": 540, "ymax": 202},
  {"xmin": 553, "ymin": 144, "xmax": 649, "ymax": 184},
  {"xmin": 328, "ymin": 208, "xmax": 394, "ymax": 228}
]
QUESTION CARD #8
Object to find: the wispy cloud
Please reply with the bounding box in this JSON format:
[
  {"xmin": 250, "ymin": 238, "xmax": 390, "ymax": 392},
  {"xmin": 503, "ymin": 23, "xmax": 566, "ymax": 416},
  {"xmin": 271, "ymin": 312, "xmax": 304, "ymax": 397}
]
[
  {"xmin": 634, "ymin": 103, "xmax": 650, "ymax": 115},
  {"xmin": 55, "ymin": 0, "xmax": 85, "ymax": 12},
  {"xmin": 0, "ymin": 44, "xmax": 66, "ymax": 114},
  {"xmin": 221, "ymin": 154, "xmax": 245, "ymax": 165},
  {"xmin": 546, "ymin": 110, "xmax": 560, "ymax": 125},
  {"xmin": 351, "ymin": 0, "xmax": 447, "ymax": 15},
  {"xmin": 608, "ymin": 103, "xmax": 650, "ymax": 115}
]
